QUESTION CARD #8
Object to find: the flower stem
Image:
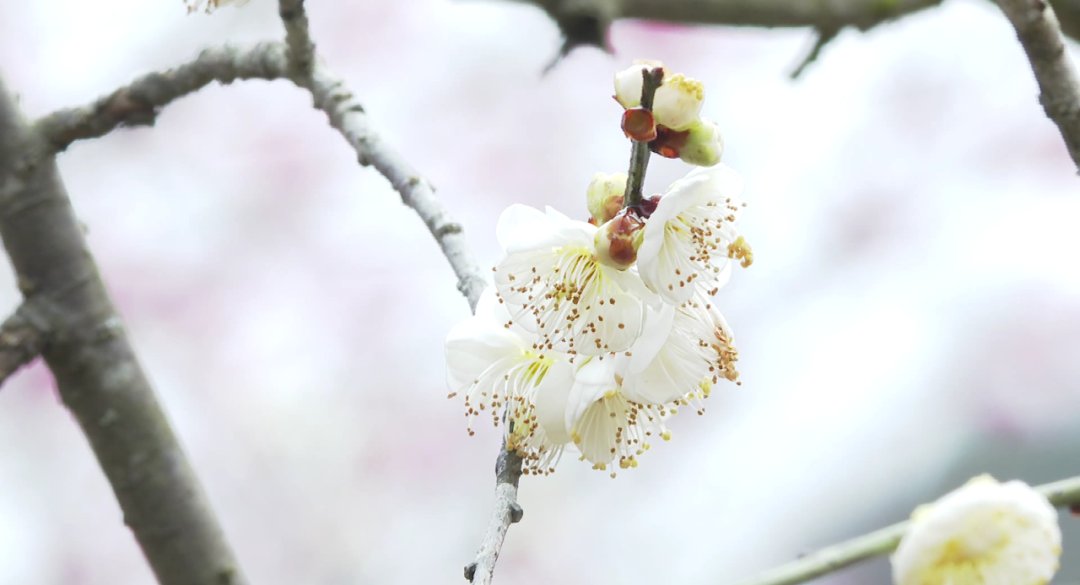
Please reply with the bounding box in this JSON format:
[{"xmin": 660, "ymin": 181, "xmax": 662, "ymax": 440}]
[{"xmin": 623, "ymin": 67, "xmax": 664, "ymax": 209}]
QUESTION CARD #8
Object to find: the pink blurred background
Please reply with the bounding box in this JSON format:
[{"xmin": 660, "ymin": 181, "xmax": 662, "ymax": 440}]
[{"xmin": 1, "ymin": 0, "xmax": 1078, "ymax": 583}]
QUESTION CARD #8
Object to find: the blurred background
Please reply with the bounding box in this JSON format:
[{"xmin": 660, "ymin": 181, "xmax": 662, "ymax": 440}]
[{"xmin": 1, "ymin": 0, "xmax": 1078, "ymax": 583}]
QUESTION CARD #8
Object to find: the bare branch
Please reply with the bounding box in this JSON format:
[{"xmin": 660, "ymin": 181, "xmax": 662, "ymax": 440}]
[
  {"xmin": 493, "ymin": 0, "xmax": 943, "ymax": 47},
  {"xmin": 1, "ymin": 80, "xmax": 249, "ymax": 585},
  {"xmin": 0, "ymin": 302, "xmax": 48, "ymax": 387},
  {"xmin": 995, "ymin": 0, "xmax": 1080, "ymax": 173},
  {"xmin": 298, "ymin": 61, "xmax": 489, "ymax": 308},
  {"xmin": 734, "ymin": 475, "xmax": 1080, "ymax": 585},
  {"xmin": 35, "ymin": 43, "xmax": 287, "ymax": 152},
  {"xmin": 278, "ymin": 0, "xmax": 316, "ymax": 77},
  {"xmin": 464, "ymin": 448, "xmax": 524, "ymax": 584}
]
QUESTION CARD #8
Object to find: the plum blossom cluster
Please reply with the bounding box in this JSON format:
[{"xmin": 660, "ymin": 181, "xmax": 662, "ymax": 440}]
[
  {"xmin": 446, "ymin": 62, "xmax": 751, "ymax": 477},
  {"xmin": 891, "ymin": 475, "xmax": 1062, "ymax": 585}
]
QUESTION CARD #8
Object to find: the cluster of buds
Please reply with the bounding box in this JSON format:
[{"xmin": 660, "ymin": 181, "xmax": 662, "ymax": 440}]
[
  {"xmin": 614, "ymin": 60, "xmax": 724, "ymax": 167},
  {"xmin": 446, "ymin": 62, "xmax": 750, "ymax": 477}
]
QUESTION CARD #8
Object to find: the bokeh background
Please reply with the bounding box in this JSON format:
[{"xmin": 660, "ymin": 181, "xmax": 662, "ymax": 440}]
[{"xmin": 1, "ymin": 0, "xmax": 1078, "ymax": 583}]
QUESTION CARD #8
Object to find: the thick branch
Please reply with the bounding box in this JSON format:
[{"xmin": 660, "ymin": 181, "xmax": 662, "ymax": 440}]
[
  {"xmin": 995, "ymin": 0, "xmax": 1080, "ymax": 173},
  {"xmin": 735, "ymin": 475, "xmax": 1080, "ymax": 585},
  {"xmin": 0, "ymin": 81, "xmax": 248, "ymax": 585},
  {"xmin": 496, "ymin": 0, "xmax": 943, "ymax": 46},
  {"xmin": 0, "ymin": 302, "xmax": 48, "ymax": 387}
]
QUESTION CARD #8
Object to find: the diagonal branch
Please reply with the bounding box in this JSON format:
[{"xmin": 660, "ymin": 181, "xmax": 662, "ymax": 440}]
[
  {"xmin": 35, "ymin": 44, "xmax": 286, "ymax": 152},
  {"xmin": 995, "ymin": 0, "xmax": 1080, "ymax": 173},
  {"xmin": 733, "ymin": 475, "xmax": 1080, "ymax": 585},
  {"xmin": 1, "ymin": 79, "xmax": 250, "ymax": 585},
  {"xmin": 0, "ymin": 301, "xmax": 49, "ymax": 388}
]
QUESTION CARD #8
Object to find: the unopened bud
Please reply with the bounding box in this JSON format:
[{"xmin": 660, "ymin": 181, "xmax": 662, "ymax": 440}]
[
  {"xmin": 652, "ymin": 74, "xmax": 704, "ymax": 131},
  {"xmin": 594, "ymin": 210, "xmax": 645, "ymax": 269},
  {"xmin": 586, "ymin": 172, "xmax": 627, "ymax": 225},
  {"xmin": 614, "ymin": 60, "xmax": 665, "ymax": 109},
  {"xmin": 622, "ymin": 108, "xmax": 657, "ymax": 142},
  {"xmin": 678, "ymin": 119, "xmax": 724, "ymax": 167}
]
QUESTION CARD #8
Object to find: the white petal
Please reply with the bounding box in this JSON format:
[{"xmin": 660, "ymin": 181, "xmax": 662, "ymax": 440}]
[
  {"xmin": 533, "ymin": 359, "xmax": 575, "ymax": 445},
  {"xmin": 444, "ymin": 314, "xmax": 525, "ymax": 394}
]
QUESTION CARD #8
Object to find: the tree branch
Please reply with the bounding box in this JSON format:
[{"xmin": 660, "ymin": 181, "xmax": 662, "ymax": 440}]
[
  {"xmin": 0, "ymin": 80, "xmax": 249, "ymax": 585},
  {"xmin": 623, "ymin": 66, "xmax": 663, "ymax": 209},
  {"xmin": 0, "ymin": 301, "xmax": 48, "ymax": 388},
  {"xmin": 278, "ymin": 0, "xmax": 316, "ymax": 77},
  {"xmin": 734, "ymin": 475, "xmax": 1080, "ymax": 585},
  {"xmin": 35, "ymin": 43, "xmax": 286, "ymax": 152},
  {"xmin": 493, "ymin": 0, "xmax": 944, "ymax": 45},
  {"xmin": 464, "ymin": 448, "xmax": 524, "ymax": 584},
  {"xmin": 995, "ymin": 0, "xmax": 1080, "ymax": 173}
]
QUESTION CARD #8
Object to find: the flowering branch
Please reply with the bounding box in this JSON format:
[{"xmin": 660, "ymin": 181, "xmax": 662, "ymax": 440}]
[
  {"xmin": 733, "ymin": 475, "xmax": 1080, "ymax": 585},
  {"xmin": 0, "ymin": 302, "xmax": 48, "ymax": 388},
  {"xmin": 994, "ymin": 0, "xmax": 1080, "ymax": 173},
  {"xmin": 278, "ymin": 0, "xmax": 316, "ymax": 77},
  {"xmin": 623, "ymin": 67, "xmax": 663, "ymax": 208}
]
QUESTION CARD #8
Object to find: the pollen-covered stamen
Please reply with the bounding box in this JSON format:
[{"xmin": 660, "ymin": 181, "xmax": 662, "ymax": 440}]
[
  {"xmin": 570, "ymin": 388, "xmax": 672, "ymax": 477},
  {"xmin": 727, "ymin": 235, "xmax": 754, "ymax": 268},
  {"xmin": 495, "ymin": 244, "xmax": 646, "ymax": 356}
]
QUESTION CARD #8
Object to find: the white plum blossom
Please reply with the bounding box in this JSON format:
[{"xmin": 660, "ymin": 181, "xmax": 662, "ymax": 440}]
[
  {"xmin": 614, "ymin": 60, "xmax": 664, "ymax": 109},
  {"xmin": 542, "ymin": 358, "xmax": 675, "ymax": 476},
  {"xmin": 651, "ymin": 73, "xmax": 704, "ymax": 131},
  {"xmin": 891, "ymin": 475, "xmax": 1062, "ymax": 585},
  {"xmin": 622, "ymin": 294, "xmax": 739, "ymax": 407},
  {"xmin": 445, "ymin": 289, "xmax": 575, "ymax": 475},
  {"xmin": 637, "ymin": 164, "xmax": 749, "ymax": 304},
  {"xmin": 446, "ymin": 60, "xmax": 750, "ymax": 477},
  {"xmin": 493, "ymin": 204, "xmax": 656, "ymax": 356}
]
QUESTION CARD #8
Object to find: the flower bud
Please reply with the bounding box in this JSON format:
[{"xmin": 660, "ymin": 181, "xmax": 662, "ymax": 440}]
[
  {"xmin": 652, "ymin": 74, "xmax": 704, "ymax": 131},
  {"xmin": 586, "ymin": 172, "xmax": 627, "ymax": 225},
  {"xmin": 678, "ymin": 119, "xmax": 724, "ymax": 167},
  {"xmin": 614, "ymin": 60, "xmax": 664, "ymax": 109},
  {"xmin": 621, "ymin": 108, "xmax": 657, "ymax": 142},
  {"xmin": 594, "ymin": 209, "xmax": 645, "ymax": 270}
]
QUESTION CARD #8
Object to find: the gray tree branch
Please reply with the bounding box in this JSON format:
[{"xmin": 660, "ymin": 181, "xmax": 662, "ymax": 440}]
[
  {"xmin": 995, "ymin": 0, "xmax": 1080, "ymax": 173},
  {"xmin": 0, "ymin": 80, "xmax": 249, "ymax": 585},
  {"xmin": 0, "ymin": 301, "xmax": 48, "ymax": 387}
]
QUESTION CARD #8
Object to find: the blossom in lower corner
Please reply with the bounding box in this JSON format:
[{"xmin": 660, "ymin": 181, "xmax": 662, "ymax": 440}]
[
  {"xmin": 492, "ymin": 204, "xmax": 655, "ymax": 356},
  {"xmin": 637, "ymin": 164, "xmax": 749, "ymax": 304},
  {"xmin": 891, "ymin": 475, "xmax": 1062, "ymax": 585}
]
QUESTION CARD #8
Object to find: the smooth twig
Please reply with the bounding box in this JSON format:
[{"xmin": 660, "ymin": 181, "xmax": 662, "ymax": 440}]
[
  {"xmin": 995, "ymin": 0, "xmax": 1080, "ymax": 173},
  {"xmin": 623, "ymin": 67, "xmax": 664, "ymax": 209},
  {"xmin": 734, "ymin": 475, "xmax": 1080, "ymax": 585}
]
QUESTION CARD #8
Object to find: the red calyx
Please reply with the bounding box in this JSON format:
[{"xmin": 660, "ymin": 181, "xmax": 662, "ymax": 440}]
[{"xmin": 621, "ymin": 108, "xmax": 657, "ymax": 142}]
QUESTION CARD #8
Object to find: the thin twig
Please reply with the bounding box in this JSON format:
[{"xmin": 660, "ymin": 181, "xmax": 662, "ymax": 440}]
[
  {"xmin": 734, "ymin": 475, "xmax": 1080, "ymax": 585},
  {"xmin": 623, "ymin": 67, "xmax": 663, "ymax": 209},
  {"xmin": 0, "ymin": 301, "xmax": 48, "ymax": 388},
  {"xmin": 464, "ymin": 447, "xmax": 524, "ymax": 584},
  {"xmin": 1, "ymin": 78, "xmax": 250, "ymax": 585},
  {"xmin": 995, "ymin": 0, "xmax": 1080, "ymax": 173},
  {"xmin": 790, "ymin": 27, "xmax": 841, "ymax": 80}
]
